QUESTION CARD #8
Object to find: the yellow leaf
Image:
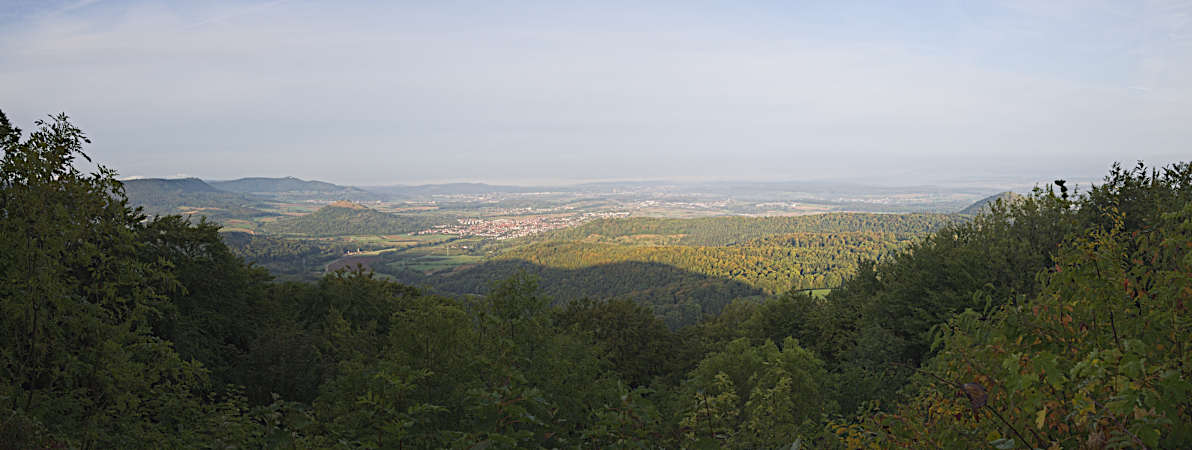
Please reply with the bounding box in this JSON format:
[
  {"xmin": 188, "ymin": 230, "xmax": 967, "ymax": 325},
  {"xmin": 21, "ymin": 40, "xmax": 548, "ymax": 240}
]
[{"xmin": 1036, "ymin": 407, "xmax": 1048, "ymax": 430}]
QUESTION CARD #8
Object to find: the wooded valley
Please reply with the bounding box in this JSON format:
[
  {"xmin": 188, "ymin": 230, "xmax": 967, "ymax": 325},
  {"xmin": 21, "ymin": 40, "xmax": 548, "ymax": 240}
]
[{"xmin": 3, "ymin": 112, "xmax": 1191, "ymax": 448}]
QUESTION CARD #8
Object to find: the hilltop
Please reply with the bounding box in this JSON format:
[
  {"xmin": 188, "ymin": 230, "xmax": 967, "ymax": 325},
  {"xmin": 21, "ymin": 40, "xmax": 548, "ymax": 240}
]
[
  {"xmin": 209, "ymin": 176, "xmax": 381, "ymax": 201},
  {"xmin": 123, "ymin": 177, "xmax": 221, "ymax": 193},
  {"xmin": 957, "ymin": 191, "xmax": 1023, "ymax": 215},
  {"xmin": 262, "ymin": 202, "xmax": 443, "ymax": 236},
  {"xmin": 122, "ymin": 177, "xmax": 270, "ymax": 219}
]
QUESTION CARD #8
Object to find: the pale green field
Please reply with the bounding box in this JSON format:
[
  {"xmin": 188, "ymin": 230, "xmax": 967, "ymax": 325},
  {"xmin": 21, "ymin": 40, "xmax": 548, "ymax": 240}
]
[{"xmin": 386, "ymin": 254, "xmax": 483, "ymax": 273}]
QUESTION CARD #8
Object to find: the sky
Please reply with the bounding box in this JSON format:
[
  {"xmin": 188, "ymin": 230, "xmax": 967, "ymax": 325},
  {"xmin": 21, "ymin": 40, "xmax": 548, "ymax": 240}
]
[{"xmin": 1, "ymin": 0, "xmax": 1190, "ymax": 186}]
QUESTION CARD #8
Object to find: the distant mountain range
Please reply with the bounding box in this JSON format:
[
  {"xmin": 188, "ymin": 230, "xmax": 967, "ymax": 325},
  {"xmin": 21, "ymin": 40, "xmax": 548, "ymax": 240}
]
[
  {"xmin": 120, "ymin": 175, "xmax": 1006, "ymax": 221},
  {"xmin": 124, "ymin": 177, "xmax": 538, "ymax": 204},
  {"xmin": 121, "ymin": 178, "xmax": 271, "ymax": 219},
  {"xmin": 208, "ymin": 176, "xmax": 382, "ymax": 201},
  {"xmin": 123, "ymin": 176, "xmax": 383, "ymax": 209},
  {"xmin": 124, "ymin": 177, "xmax": 222, "ymax": 193}
]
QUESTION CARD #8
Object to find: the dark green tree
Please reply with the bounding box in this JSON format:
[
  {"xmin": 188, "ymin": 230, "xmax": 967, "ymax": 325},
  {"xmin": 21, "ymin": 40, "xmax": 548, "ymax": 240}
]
[{"xmin": 0, "ymin": 112, "xmax": 212, "ymax": 446}]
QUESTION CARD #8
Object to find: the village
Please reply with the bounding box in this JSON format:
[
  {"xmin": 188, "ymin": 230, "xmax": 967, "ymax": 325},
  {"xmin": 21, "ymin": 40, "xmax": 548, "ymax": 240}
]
[{"xmin": 416, "ymin": 211, "xmax": 628, "ymax": 240}]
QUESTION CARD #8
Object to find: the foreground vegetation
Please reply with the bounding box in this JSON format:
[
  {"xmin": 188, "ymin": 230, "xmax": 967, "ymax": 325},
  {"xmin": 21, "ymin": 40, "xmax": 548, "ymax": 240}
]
[{"xmin": 2, "ymin": 112, "xmax": 1189, "ymax": 448}]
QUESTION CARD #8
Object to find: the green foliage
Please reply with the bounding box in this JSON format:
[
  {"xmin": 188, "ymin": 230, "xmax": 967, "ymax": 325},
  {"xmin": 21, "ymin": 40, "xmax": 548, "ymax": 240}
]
[
  {"xmin": 581, "ymin": 385, "xmax": 666, "ymax": 448},
  {"xmin": 680, "ymin": 337, "xmax": 832, "ymax": 448},
  {"xmin": 405, "ymin": 259, "xmax": 760, "ymax": 328},
  {"xmin": 140, "ymin": 215, "xmax": 273, "ymax": 388},
  {"xmin": 7, "ymin": 109, "xmax": 1192, "ymax": 448},
  {"xmin": 773, "ymin": 188, "xmax": 1082, "ymax": 412},
  {"xmin": 497, "ymin": 231, "xmax": 911, "ymax": 293},
  {"xmin": 0, "ymin": 112, "xmax": 213, "ymax": 446},
  {"xmin": 524, "ymin": 213, "xmax": 954, "ymax": 247},
  {"xmin": 221, "ymin": 231, "xmax": 348, "ymax": 279},
  {"xmin": 844, "ymin": 163, "xmax": 1192, "ymax": 448},
  {"xmin": 958, "ymin": 191, "xmax": 1023, "ymax": 215},
  {"xmin": 264, "ymin": 203, "xmax": 446, "ymax": 236},
  {"xmin": 555, "ymin": 298, "xmax": 682, "ymax": 387},
  {"xmin": 209, "ymin": 176, "xmax": 376, "ymax": 200},
  {"xmin": 123, "ymin": 177, "xmax": 270, "ymax": 220},
  {"xmin": 853, "ymin": 209, "xmax": 1192, "ymax": 448},
  {"xmin": 406, "ymin": 221, "xmax": 941, "ymax": 328}
]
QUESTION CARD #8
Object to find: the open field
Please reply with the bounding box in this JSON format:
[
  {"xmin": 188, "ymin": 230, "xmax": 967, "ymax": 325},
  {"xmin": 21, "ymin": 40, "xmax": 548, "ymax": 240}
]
[{"xmin": 385, "ymin": 254, "xmax": 485, "ymax": 274}]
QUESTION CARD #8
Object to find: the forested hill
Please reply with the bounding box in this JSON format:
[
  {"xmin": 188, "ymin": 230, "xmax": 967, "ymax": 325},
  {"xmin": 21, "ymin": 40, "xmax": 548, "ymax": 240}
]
[
  {"xmin": 122, "ymin": 177, "xmax": 271, "ymax": 219},
  {"xmin": 402, "ymin": 214, "xmax": 953, "ymax": 327},
  {"xmin": 958, "ymin": 190, "xmax": 1023, "ymax": 215},
  {"xmin": 399, "ymin": 259, "xmax": 764, "ymax": 328},
  {"xmin": 4, "ymin": 112, "xmax": 1191, "ymax": 448},
  {"xmin": 400, "ymin": 230, "xmax": 917, "ymax": 327},
  {"xmin": 210, "ymin": 176, "xmax": 382, "ymax": 200},
  {"xmin": 262, "ymin": 202, "xmax": 444, "ymax": 236},
  {"xmin": 125, "ymin": 177, "xmax": 221, "ymax": 193},
  {"xmin": 516, "ymin": 213, "xmax": 955, "ymax": 247}
]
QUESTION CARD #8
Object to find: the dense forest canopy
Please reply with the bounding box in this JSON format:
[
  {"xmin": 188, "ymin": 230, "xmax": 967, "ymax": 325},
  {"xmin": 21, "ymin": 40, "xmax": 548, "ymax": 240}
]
[
  {"xmin": 122, "ymin": 177, "xmax": 274, "ymax": 220},
  {"xmin": 496, "ymin": 232, "xmax": 914, "ymax": 293},
  {"xmin": 263, "ymin": 203, "xmax": 448, "ymax": 236},
  {"xmin": 386, "ymin": 214, "xmax": 953, "ymax": 328},
  {"xmin": 523, "ymin": 213, "xmax": 953, "ymax": 247},
  {"xmin": 2, "ymin": 112, "xmax": 1190, "ymax": 448}
]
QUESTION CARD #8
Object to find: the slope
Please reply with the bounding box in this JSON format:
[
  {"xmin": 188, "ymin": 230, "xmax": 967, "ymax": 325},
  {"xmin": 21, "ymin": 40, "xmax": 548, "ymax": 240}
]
[
  {"xmin": 210, "ymin": 176, "xmax": 382, "ymax": 201},
  {"xmin": 511, "ymin": 213, "xmax": 956, "ymax": 247},
  {"xmin": 262, "ymin": 202, "xmax": 442, "ymax": 236},
  {"xmin": 957, "ymin": 190, "xmax": 1022, "ymax": 215},
  {"xmin": 122, "ymin": 177, "xmax": 272, "ymax": 220}
]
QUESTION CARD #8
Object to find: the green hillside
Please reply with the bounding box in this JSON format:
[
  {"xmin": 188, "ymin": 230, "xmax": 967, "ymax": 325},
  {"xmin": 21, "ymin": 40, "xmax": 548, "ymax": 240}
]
[
  {"xmin": 396, "ymin": 259, "xmax": 763, "ymax": 328},
  {"xmin": 396, "ymin": 231, "xmax": 916, "ymax": 327},
  {"xmin": 958, "ymin": 190, "xmax": 1023, "ymax": 215},
  {"xmin": 516, "ymin": 213, "xmax": 955, "ymax": 247},
  {"xmin": 496, "ymin": 231, "xmax": 908, "ymax": 292},
  {"xmin": 390, "ymin": 214, "xmax": 946, "ymax": 327},
  {"xmin": 210, "ymin": 176, "xmax": 382, "ymax": 200},
  {"xmin": 262, "ymin": 201, "xmax": 444, "ymax": 236},
  {"xmin": 126, "ymin": 177, "xmax": 221, "ymax": 193},
  {"xmin": 122, "ymin": 177, "xmax": 272, "ymax": 219}
]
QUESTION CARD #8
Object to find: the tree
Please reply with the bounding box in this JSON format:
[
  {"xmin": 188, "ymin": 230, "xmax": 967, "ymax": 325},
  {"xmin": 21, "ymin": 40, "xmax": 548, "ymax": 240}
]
[
  {"xmin": 555, "ymin": 297, "xmax": 677, "ymax": 387},
  {"xmin": 680, "ymin": 337, "xmax": 831, "ymax": 448},
  {"xmin": 0, "ymin": 111, "xmax": 212, "ymax": 446},
  {"xmin": 139, "ymin": 215, "xmax": 272, "ymax": 388},
  {"xmin": 844, "ymin": 162, "xmax": 1192, "ymax": 449}
]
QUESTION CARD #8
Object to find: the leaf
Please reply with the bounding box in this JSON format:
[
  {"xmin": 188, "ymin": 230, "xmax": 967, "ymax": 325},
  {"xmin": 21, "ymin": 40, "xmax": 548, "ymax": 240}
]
[
  {"xmin": 1035, "ymin": 406, "xmax": 1047, "ymax": 430},
  {"xmin": 692, "ymin": 437, "xmax": 720, "ymax": 450},
  {"xmin": 990, "ymin": 437, "xmax": 1016, "ymax": 449},
  {"xmin": 963, "ymin": 383, "xmax": 987, "ymax": 410}
]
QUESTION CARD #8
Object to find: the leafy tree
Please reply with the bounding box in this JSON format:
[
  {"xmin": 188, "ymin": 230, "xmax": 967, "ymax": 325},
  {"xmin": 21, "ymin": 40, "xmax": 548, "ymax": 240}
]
[
  {"xmin": 139, "ymin": 215, "xmax": 272, "ymax": 388},
  {"xmin": 555, "ymin": 297, "xmax": 678, "ymax": 387},
  {"xmin": 0, "ymin": 112, "xmax": 212, "ymax": 446},
  {"xmin": 680, "ymin": 337, "xmax": 831, "ymax": 448},
  {"xmin": 853, "ymin": 203, "xmax": 1192, "ymax": 449}
]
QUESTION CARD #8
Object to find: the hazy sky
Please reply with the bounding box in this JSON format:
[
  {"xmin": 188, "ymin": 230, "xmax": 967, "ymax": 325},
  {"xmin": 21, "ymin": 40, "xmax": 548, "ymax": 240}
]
[{"xmin": 2, "ymin": 0, "xmax": 1190, "ymax": 185}]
